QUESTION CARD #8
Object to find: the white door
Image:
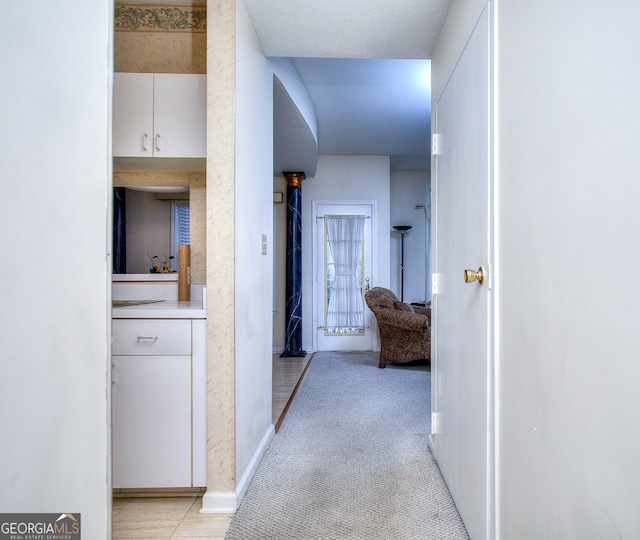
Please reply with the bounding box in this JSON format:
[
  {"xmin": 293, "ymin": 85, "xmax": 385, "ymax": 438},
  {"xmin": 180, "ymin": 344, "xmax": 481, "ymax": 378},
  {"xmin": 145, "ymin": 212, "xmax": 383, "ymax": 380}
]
[
  {"xmin": 314, "ymin": 202, "xmax": 374, "ymax": 352},
  {"xmin": 432, "ymin": 5, "xmax": 493, "ymax": 540}
]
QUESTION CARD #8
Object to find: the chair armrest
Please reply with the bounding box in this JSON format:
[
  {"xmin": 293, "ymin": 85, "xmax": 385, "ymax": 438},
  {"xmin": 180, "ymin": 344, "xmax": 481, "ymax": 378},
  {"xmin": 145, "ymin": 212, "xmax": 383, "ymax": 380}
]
[
  {"xmin": 412, "ymin": 305, "xmax": 431, "ymax": 324},
  {"xmin": 376, "ymin": 309, "xmax": 429, "ymax": 332}
]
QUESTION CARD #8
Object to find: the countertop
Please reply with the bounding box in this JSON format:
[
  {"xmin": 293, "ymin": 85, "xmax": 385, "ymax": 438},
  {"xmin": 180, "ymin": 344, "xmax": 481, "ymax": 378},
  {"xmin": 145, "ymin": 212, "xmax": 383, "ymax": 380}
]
[
  {"xmin": 112, "ymin": 300, "xmax": 206, "ymax": 319},
  {"xmin": 112, "ymin": 273, "xmax": 178, "ymax": 282}
]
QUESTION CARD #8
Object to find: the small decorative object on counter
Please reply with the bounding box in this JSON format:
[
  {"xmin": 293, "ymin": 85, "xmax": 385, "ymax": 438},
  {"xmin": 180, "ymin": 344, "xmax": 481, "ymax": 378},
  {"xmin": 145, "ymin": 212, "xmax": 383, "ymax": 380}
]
[{"xmin": 148, "ymin": 253, "xmax": 175, "ymax": 273}]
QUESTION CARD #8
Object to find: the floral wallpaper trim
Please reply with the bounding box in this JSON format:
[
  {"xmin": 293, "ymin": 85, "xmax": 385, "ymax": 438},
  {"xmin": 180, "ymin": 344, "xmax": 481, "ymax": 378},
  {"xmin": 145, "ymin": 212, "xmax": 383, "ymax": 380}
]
[{"xmin": 115, "ymin": 5, "xmax": 206, "ymax": 32}]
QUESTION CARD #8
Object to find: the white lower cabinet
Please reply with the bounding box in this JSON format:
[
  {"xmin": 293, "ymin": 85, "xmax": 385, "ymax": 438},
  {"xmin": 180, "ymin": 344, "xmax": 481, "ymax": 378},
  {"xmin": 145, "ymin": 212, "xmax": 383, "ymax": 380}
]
[
  {"xmin": 112, "ymin": 355, "xmax": 191, "ymax": 488},
  {"xmin": 112, "ymin": 318, "xmax": 206, "ymax": 489}
]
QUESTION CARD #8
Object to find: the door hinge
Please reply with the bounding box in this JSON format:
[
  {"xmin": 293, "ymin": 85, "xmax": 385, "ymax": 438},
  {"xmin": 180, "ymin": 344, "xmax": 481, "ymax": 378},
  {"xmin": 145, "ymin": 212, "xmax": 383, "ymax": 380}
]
[
  {"xmin": 432, "ymin": 273, "xmax": 442, "ymax": 295},
  {"xmin": 432, "ymin": 133, "xmax": 443, "ymax": 156},
  {"xmin": 431, "ymin": 412, "xmax": 439, "ymax": 435}
]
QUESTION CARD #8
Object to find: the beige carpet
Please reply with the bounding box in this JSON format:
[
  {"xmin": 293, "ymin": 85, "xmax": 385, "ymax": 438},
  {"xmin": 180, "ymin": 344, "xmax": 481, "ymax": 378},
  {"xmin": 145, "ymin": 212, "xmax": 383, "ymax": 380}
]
[{"xmin": 225, "ymin": 351, "xmax": 469, "ymax": 540}]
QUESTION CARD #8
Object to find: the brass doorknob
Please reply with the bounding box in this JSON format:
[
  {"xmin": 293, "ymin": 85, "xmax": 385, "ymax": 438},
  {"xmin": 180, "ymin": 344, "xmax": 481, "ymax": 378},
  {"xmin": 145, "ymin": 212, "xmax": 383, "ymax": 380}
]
[{"xmin": 464, "ymin": 267, "xmax": 485, "ymax": 284}]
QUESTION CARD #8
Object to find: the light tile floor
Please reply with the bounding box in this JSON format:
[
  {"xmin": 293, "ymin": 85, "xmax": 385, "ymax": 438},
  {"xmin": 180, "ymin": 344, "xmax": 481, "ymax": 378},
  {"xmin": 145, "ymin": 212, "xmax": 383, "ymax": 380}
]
[{"xmin": 113, "ymin": 497, "xmax": 233, "ymax": 539}]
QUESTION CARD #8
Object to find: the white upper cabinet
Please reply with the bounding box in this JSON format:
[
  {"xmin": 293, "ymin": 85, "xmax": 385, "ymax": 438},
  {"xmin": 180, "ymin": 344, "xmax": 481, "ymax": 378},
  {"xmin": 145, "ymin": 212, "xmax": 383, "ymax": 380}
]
[
  {"xmin": 153, "ymin": 74, "xmax": 206, "ymax": 158},
  {"xmin": 113, "ymin": 73, "xmax": 154, "ymax": 157},
  {"xmin": 113, "ymin": 73, "xmax": 206, "ymax": 159}
]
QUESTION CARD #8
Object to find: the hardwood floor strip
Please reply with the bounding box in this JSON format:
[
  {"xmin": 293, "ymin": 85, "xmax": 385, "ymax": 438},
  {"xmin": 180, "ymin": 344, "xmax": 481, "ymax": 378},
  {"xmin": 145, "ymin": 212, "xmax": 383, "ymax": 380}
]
[{"xmin": 274, "ymin": 352, "xmax": 314, "ymax": 432}]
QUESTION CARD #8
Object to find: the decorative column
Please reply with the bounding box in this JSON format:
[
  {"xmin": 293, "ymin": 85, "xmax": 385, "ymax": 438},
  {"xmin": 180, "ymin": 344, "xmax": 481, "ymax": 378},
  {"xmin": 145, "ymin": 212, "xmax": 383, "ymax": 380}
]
[{"xmin": 281, "ymin": 172, "xmax": 307, "ymax": 358}]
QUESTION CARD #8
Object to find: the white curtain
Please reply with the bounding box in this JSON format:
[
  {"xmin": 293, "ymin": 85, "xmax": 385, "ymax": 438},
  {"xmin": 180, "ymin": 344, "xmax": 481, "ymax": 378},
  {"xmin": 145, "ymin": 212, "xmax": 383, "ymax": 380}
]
[{"xmin": 326, "ymin": 216, "xmax": 365, "ymax": 328}]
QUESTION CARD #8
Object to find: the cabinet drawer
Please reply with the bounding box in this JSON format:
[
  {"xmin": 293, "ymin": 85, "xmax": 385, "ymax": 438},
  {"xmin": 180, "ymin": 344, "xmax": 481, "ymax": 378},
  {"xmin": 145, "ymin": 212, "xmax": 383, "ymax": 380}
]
[{"xmin": 113, "ymin": 319, "xmax": 191, "ymax": 355}]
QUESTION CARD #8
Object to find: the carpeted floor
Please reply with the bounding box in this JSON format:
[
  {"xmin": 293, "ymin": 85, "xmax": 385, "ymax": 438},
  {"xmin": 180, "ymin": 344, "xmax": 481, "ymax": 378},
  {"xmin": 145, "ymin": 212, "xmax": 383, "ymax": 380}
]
[{"xmin": 225, "ymin": 351, "xmax": 469, "ymax": 540}]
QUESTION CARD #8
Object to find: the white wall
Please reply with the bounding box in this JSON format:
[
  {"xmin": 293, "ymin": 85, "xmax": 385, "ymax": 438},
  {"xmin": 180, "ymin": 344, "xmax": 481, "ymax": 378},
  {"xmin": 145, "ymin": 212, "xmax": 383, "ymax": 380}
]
[
  {"xmin": 431, "ymin": 0, "xmax": 486, "ymax": 104},
  {"xmin": 495, "ymin": 1, "xmax": 640, "ymax": 537},
  {"xmin": 0, "ymin": 1, "xmax": 111, "ymax": 537},
  {"xmin": 274, "ymin": 164, "xmax": 424, "ymax": 350},
  {"xmin": 301, "ymin": 155, "xmax": 391, "ymax": 351},
  {"xmin": 234, "ymin": 0, "xmax": 274, "ymax": 493},
  {"xmin": 390, "ymin": 172, "xmax": 430, "ymax": 303},
  {"xmin": 271, "ymin": 58, "xmax": 318, "ymax": 145},
  {"xmin": 433, "ymin": 0, "xmax": 640, "ymax": 537}
]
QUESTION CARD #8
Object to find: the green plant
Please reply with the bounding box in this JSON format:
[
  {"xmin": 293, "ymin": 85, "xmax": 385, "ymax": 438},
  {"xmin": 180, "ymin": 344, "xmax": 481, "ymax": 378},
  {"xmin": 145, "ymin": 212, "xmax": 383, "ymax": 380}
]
[{"xmin": 148, "ymin": 253, "xmax": 175, "ymax": 273}]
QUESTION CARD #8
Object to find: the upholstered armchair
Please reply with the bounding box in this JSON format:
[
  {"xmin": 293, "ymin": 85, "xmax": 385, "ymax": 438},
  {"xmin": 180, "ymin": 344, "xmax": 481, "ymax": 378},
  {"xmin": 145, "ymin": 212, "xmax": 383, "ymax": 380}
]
[{"xmin": 364, "ymin": 287, "xmax": 431, "ymax": 368}]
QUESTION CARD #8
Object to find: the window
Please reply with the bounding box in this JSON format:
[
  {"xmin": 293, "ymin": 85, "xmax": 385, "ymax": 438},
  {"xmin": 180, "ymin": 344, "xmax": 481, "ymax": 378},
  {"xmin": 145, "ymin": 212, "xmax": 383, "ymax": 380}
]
[
  {"xmin": 171, "ymin": 200, "xmax": 190, "ymax": 270},
  {"xmin": 323, "ymin": 216, "xmax": 366, "ymax": 336}
]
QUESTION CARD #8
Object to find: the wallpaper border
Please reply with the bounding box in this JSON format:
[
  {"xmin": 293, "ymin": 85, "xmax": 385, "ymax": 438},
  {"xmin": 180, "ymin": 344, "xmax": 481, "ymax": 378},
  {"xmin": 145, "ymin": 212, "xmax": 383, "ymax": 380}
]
[{"xmin": 115, "ymin": 5, "xmax": 206, "ymax": 32}]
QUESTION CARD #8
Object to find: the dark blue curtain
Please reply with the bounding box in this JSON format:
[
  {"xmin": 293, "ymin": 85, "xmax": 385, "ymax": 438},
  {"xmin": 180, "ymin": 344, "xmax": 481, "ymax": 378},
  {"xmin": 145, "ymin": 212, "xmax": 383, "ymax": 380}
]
[{"xmin": 113, "ymin": 187, "xmax": 127, "ymax": 274}]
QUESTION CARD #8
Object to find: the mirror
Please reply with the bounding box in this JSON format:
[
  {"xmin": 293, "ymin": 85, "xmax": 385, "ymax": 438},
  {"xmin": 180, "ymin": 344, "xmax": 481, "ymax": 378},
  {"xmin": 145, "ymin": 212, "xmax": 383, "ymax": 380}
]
[{"xmin": 113, "ymin": 181, "xmax": 190, "ymax": 274}]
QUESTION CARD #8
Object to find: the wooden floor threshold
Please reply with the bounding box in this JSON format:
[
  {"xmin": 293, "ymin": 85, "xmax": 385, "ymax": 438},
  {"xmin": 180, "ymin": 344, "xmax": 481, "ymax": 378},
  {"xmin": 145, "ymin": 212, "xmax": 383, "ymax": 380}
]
[{"xmin": 274, "ymin": 352, "xmax": 314, "ymax": 432}]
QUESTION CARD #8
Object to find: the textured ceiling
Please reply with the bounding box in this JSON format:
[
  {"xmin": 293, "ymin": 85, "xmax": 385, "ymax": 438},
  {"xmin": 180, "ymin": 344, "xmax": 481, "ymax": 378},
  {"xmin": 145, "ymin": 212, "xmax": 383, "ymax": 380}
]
[
  {"xmin": 243, "ymin": 0, "xmax": 450, "ymax": 172},
  {"xmin": 242, "ymin": 0, "xmax": 450, "ymax": 59}
]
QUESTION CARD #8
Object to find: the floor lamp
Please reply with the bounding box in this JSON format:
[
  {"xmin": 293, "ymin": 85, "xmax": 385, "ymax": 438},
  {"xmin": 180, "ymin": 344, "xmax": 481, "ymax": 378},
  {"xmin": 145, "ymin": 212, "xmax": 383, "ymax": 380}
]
[{"xmin": 393, "ymin": 225, "xmax": 412, "ymax": 301}]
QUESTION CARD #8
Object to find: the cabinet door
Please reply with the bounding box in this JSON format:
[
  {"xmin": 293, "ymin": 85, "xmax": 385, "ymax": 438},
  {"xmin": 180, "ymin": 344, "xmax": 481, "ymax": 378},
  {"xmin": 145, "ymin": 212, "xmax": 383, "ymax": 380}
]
[
  {"xmin": 112, "ymin": 355, "xmax": 192, "ymax": 488},
  {"xmin": 113, "ymin": 73, "xmax": 154, "ymax": 157},
  {"xmin": 153, "ymin": 74, "xmax": 206, "ymax": 158}
]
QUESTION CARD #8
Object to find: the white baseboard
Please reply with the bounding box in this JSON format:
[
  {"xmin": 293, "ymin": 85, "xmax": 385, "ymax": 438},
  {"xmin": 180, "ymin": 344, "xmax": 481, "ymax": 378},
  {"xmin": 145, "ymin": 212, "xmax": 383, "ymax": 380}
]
[
  {"xmin": 235, "ymin": 424, "xmax": 274, "ymax": 506},
  {"xmin": 200, "ymin": 491, "xmax": 237, "ymax": 514},
  {"xmin": 199, "ymin": 424, "xmax": 275, "ymax": 514}
]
